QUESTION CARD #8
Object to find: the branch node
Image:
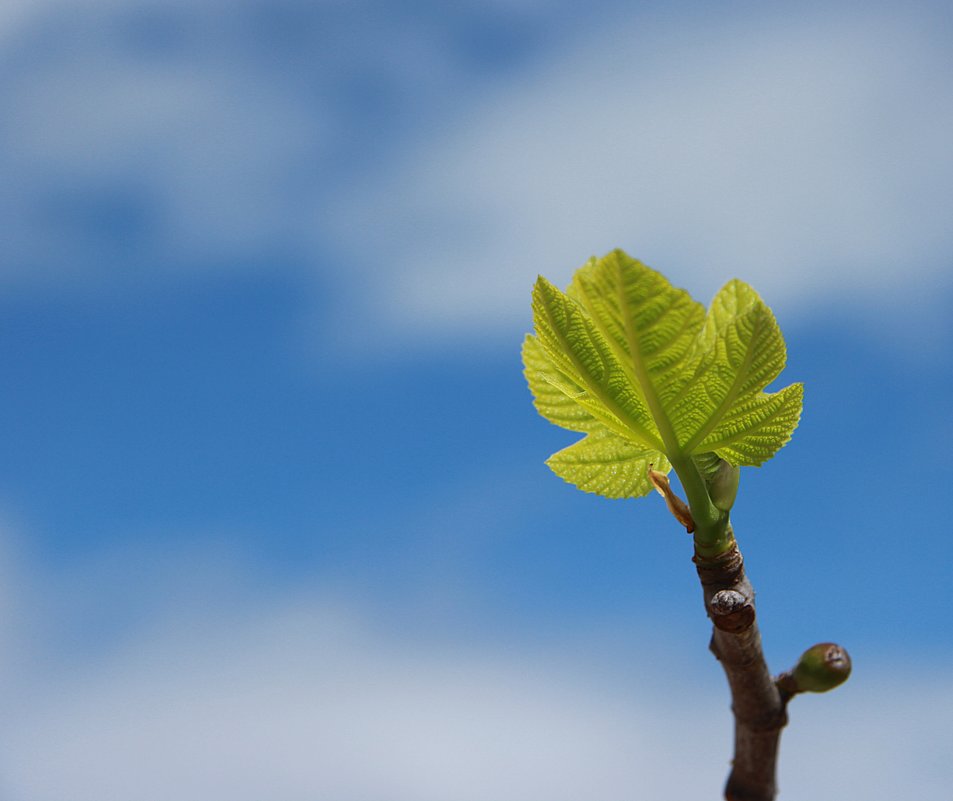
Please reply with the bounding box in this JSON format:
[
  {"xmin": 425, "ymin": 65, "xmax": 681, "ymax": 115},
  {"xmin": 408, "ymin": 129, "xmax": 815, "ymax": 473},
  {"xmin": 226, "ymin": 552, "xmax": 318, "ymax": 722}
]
[
  {"xmin": 709, "ymin": 589, "xmax": 756, "ymax": 633},
  {"xmin": 693, "ymin": 542, "xmax": 744, "ymax": 589}
]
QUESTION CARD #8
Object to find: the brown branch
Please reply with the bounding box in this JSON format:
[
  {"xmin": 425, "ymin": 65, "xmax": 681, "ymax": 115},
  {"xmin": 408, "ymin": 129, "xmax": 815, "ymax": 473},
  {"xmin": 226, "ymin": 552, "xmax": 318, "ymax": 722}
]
[
  {"xmin": 694, "ymin": 543, "xmax": 788, "ymax": 801},
  {"xmin": 652, "ymin": 474, "xmax": 850, "ymax": 797}
]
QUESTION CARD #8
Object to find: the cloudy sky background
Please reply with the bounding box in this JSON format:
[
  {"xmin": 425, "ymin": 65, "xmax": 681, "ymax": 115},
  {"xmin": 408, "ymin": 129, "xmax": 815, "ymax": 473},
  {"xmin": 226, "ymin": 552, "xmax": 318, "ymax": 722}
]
[{"xmin": 1, "ymin": 0, "xmax": 952, "ymax": 798}]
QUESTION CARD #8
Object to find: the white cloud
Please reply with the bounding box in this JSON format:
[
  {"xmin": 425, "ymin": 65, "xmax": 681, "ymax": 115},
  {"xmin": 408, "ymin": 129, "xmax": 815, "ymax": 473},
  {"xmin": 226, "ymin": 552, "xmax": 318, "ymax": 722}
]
[
  {"xmin": 0, "ymin": 0, "xmax": 507, "ymax": 294},
  {"xmin": 0, "ymin": 606, "xmax": 710, "ymax": 801},
  {"xmin": 0, "ymin": 1, "xmax": 334, "ymax": 287},
  {"xmin": 3, "ymin": 2, "xmax": 951, "ymax": 355},
  {"xmin": 0, "ymin": 535, "xmax": 949, "ymax": 801},
  {"xmin": 327, "ymin": 6, "xmax": 953, "ymax": 349}
]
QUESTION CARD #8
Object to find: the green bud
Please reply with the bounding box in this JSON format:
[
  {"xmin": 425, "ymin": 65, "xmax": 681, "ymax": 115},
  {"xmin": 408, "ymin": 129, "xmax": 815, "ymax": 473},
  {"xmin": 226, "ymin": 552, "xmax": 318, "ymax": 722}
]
[
  {"xmin": 792, "ymin": 643, "xmax": 852, "ymax": 693},
  {"xmin": 706, "ymin": 459, "xmax": 740, "ymax": 512}
]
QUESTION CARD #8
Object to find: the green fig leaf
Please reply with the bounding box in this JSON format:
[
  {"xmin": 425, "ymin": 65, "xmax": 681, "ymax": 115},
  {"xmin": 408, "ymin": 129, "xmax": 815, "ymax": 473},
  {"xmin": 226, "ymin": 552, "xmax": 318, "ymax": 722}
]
[
  {"xmin": 546, "ymin": 429, "xmax": 669, "ymax": 500},
  {"xmin": 524, "ymin": 250, "xmax": 802, "ymax": 499}
]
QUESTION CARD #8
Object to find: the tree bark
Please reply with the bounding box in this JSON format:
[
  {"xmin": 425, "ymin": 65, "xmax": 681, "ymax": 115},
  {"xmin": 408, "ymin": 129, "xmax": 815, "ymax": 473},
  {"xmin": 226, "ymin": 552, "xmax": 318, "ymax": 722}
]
[{"xmin": 694, "ymin": 542, "xmax": 788, "ymax": 801}]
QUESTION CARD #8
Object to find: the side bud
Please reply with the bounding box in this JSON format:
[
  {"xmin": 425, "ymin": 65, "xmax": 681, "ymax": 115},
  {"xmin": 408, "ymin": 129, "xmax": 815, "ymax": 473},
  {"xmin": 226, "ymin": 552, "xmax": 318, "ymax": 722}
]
[
  {"xmin": 791, "ymin": 642, "xmax": 852, "ymax": 693},
  {"xmin": 706, "ymin": 458, "xmax": 740, "ymax": 512}
]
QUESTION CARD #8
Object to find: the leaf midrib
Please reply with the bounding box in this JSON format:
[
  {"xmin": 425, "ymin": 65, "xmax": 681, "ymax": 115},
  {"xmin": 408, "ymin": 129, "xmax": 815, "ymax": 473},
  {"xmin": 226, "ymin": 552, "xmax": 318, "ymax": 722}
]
[
  {"xmin": 683, "ymin": 310, "xmax": 767, "ymax": 454},
  {"xmin": 535, "ymin": 367, "xmax": 646, "ymax": 443},
  {"xmin": 612, "ymin": 260, "xmax": 683, "ymax": 458},
  {"xmin": 537, "ymin": 286, "xmax": 664, "ymax": 452}
]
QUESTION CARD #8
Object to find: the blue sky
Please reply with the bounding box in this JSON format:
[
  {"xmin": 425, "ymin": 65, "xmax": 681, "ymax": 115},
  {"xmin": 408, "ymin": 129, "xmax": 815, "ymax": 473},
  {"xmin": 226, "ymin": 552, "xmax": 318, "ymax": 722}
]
[{"xmin": 1, "ymin": 1, "xmax": 952, "ymax": 798}]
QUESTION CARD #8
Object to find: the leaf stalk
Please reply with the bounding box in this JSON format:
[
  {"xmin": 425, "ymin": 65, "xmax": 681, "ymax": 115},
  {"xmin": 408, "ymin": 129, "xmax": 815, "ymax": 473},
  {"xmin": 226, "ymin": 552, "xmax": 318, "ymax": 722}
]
[{"xmin": 669, "ymin": 455, "xmax": 732, "ymax": 557}]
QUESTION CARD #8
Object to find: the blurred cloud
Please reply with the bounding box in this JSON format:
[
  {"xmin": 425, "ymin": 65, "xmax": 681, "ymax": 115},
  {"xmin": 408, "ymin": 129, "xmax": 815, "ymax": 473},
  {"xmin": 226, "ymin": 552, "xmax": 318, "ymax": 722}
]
[
  {"xmin": 1, "ymin": 3, "xmax": 482, "ymax": 285},
  {"xmin": 0, "ymin": 0, "xmax": 565, "ymax": 291},
  {"xmin": 0, "ymin": 535, "xmax": 948, "ymax": 801},
  {"xmin": 1, "ymin": 0, "xmax": 337, "ymax": 286},
  {"xmin": 330, "ymin": 5, "xmax": 953, "ymax": 349},
  {"xmin": 4, "ymin": 2, "xmax": 950, "ymax": 352}
]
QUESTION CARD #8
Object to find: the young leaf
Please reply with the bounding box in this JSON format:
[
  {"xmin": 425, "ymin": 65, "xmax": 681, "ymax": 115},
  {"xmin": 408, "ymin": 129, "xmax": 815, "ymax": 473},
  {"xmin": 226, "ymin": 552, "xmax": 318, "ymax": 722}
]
[
  {"xmin": 523, "ymin": 333, "xmax": 668, "ymax": 499},
  {"xmin": 524, "ymin": 250, "xmax": 802, "ymax": 501},
  {"xmin": 674, "ymin": 279, "xmax": 803, "ymax": 464},
  {"xmin": 522, "ymin": 335, "xmax": 602, "ymax": 434},
  {"xmin": 568, "ymin": 251, "xmax": 706, "ymax": 424},
  {"xmin": 530, "ymin": 275, "xmax": 663, "ymax": 451},
  {"xmin": 546, "ymin": 429, "xmax": 669, "ymax": 500}
]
